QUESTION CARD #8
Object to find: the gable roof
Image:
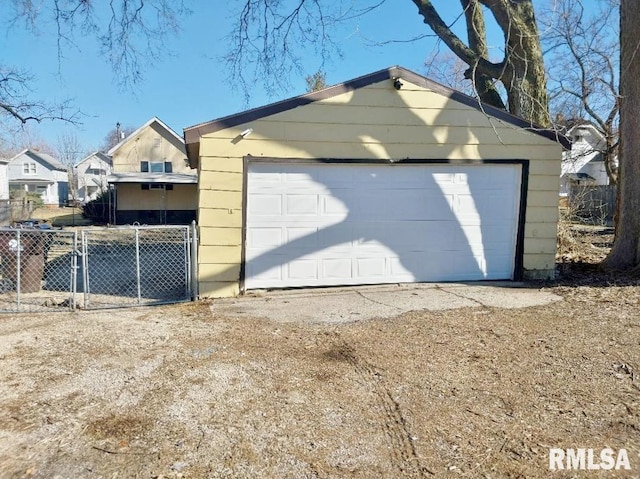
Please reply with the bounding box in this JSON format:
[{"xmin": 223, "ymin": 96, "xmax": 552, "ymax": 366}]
[
  {"xmin": 566, "ymin": 123, "xmax": 606, "ymax": 145},
  {"xmin": 108, "ymin": 117, "xmax": 185, "ymax": 156},
  {"xmin": 183, "ymin": 65, "xmax": 570, "ymax": 162},
  {"xmin": 8, "ymin": 149, "xmax": 67, "ymax": 171},
  {"xmin": 75, "ymin": 151, "xmax": 112, "ymax": 168}
]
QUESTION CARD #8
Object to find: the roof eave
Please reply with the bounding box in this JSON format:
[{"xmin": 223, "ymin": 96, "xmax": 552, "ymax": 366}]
[{"xmin": 183, "ymin": 65, "xmax": 570, "ymax": 164}]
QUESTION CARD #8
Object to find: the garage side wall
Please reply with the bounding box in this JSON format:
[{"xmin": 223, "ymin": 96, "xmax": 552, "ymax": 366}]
[{"xmin": 197, "ymin": 80, "xmax": 562, "ymax": 297}]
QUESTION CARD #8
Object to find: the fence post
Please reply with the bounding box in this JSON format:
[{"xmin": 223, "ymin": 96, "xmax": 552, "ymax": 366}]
[
  {"xmin": 15, "ymin": 230, "xmax": 21, "ymax": 311},
  {"xmin": 82, "ymin": 231, "xmax": 90, "ymax": 308},
  {"xmin": 190, "ymin": 221, "xmax": 198, "ymax": 301},
  {"xmin": 71, "ymin": 231, "xmax": 78, "ymax": 311},
  {"xmin": 135, "ymin": 228, "xmax": 142, "ymax": 304}
]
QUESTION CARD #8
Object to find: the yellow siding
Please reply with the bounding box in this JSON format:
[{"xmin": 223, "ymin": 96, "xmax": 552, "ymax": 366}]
[
  {"xmin": 199, "ymin": 244, "xmax": 242, "ymax": 264},
  {"xmin": 198, "ymin": 208, "xmax": 242, "ymax": 228},
  {"xmin": 199, "ymin": 263, "xmax": 242, "ymax": 282},
  {"xmin": 117, "ymin": 184, "xmax": 197, "ymax": 210},
  {"xmin": 196, "ymin": 79, "xmax": 563, "ymax": 297},
  {"xmin": 526, "ymin": 206, "xmax": 558, "ymax": 224},
  {"xmin": 199, "ymin": 227, "xmax": 242, "ymax": 246},
  {"xmin": 199, "ymin": 190, "xmax": 243, "ymax": 210},
  {"xmin": 199, "ymin": 281, "xmax": 240, "ymax": 298}
]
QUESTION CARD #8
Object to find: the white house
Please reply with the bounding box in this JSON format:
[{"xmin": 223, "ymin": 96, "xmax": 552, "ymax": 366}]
[
  {"xmin": 0, "ymin": 157, "xmax": 10, "ymax": 200},
  {"xmin": 7, "ymin": 149, "xmax": 69, "ymax": 206},
  {"xmin": 560, "ymin": 124, "xmax": 612, "ymax": 196},
  {"xmin": 75, "ymin": 151, "xmax": 112, "ymax": 203}
]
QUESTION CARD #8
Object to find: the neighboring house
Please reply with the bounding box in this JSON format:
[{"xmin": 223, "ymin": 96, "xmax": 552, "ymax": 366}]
[
  {"xmin": 0, "ymin": 157, "xmax": 9, "ymax": 200},
  {"xmin": 107, "ymin": 117, "xmax": 197, "ymax": 225},
  {"xmin": 184, "ymin": 66, "xmax": 569, "ymax": 298},
  {"xmin": 7, "ymin": 149, "xmax": 69, "ymax": 206},
  {"xmin": 75, "ymin": 151, "xmax": 113, "ymax": 203},
  {"xmin": 560, "ymin": 124, "xmax": 612, "ymax": 196}
]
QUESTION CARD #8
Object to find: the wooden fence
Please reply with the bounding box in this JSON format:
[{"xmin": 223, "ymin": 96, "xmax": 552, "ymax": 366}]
[
  {"xmin": 0, "ymin": 199, "xmax": 35, "ymax": 225},
  {"xmin": 568, "ymin": 184, "xmax": 616, "ymax": 224}
]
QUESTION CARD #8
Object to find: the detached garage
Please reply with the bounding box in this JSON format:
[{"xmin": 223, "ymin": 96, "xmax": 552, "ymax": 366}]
[{"xmin": 184, "ymin": 66, "xmax": 567, "ymax": 298}]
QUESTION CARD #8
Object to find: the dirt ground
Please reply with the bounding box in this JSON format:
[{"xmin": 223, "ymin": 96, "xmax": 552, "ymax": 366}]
[{"xmin": 1, "ymin": 225, "xmax": 640, "ymax": 478}]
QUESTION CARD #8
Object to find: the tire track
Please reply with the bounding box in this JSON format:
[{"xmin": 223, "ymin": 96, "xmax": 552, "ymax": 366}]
[{"xmin": 326, "ymin": 342, "xmax": 434, "ymax": 477}]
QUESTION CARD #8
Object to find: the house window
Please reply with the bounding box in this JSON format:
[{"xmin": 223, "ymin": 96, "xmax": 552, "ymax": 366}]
[
  {"xmin": 141, "ymin": 183, "xmax": 174, "ymax": 190},
  {"xmin": 150, "ymin": 162, "xmax": 164, "ymax": 173},
  {"xmin": 140, "ymin": 161, "xmax": 172, "ymax": 173},
  {"xmin": 23, "ymin": 162, "xmax": 36, "ymax": 175}
]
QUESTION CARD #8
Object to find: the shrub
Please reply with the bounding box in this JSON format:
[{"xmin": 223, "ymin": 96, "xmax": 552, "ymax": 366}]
[
  {"xmin": 82, "ymin": 190, "xmax": 113, "ymax": 224},
  {"xmin": 10, "ymin": 191, "xmax": 44, "ymax": 209}
]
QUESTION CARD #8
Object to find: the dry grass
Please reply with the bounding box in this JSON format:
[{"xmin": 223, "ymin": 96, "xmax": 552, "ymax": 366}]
[
  {"xmin": 0, "ymin": 215, "xmax": 639, "ymax": 478},
  {"xmin": 30, "ymin": 207, "xmax": 93, "ymax": 227}
]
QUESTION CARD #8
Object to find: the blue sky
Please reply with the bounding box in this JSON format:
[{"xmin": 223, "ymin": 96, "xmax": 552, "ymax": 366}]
[{"xmin": 1, "ymin": 1, "xmax": 490, "ymax": 154}]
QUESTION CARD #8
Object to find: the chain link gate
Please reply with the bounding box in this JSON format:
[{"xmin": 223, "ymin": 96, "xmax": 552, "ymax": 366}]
[{"xmin": 0, "ymin": 224, "xmax": 197, "ymax": 312}]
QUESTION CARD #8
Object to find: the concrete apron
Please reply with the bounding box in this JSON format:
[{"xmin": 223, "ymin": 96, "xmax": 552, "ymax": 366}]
[{"xmin": 209, "ymin": 282, "xmax": 563, "ymax": 324}]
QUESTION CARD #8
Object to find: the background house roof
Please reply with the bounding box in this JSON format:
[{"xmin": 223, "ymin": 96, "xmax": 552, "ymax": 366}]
[
  {"xmin": 8, "ymin": 149, "xmax": 67, "ymax": 171},
  {"xmin": 183, "ymin": 65, "xmax": 570, "ymax": 163},
  {"xmin": 75, "ymin": 151, "xmax": 112, "ymax": 168},
  {"xmin": 107, "ymin": 117, "xmax": 185, "ymax": 156}
]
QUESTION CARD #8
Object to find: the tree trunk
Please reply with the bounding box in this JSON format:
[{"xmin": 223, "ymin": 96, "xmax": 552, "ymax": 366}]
[
  {"xmin": 603, "ymin": 0, "xmax": 640, "ymax": 270},
  {"xmin": 460, "ymin": 0, "xmax": 506, "ymax": 109},
  {"xmin": 481, "ymin": 0, "xmax": 550, "ymax": 126},
  {"xmin": 412, "ymin": 0, "xmax": 550, "ymax": 126},
  {"xmin": 602, "ymin": 0, "xmax": 640, "ymax": 270}
]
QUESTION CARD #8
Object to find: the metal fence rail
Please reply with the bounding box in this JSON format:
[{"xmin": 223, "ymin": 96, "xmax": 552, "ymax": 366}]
[{"xmin": 0, "ymin": 224, "xmax": 197, "ymax": 313}]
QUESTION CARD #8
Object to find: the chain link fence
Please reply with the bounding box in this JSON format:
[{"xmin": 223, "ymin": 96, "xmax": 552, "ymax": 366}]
[{"xmin": 0, "ymin": 224, "xmax": 197, "ymax": 313}]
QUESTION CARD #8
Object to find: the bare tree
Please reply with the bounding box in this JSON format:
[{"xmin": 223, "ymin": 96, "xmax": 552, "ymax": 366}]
[
  {"xmin": 56, "ymin": 132, "xmax": 84, "ymax": 168},
  {"xmin": 0, "ymin": 126, "xmax": 56, "ymax": 159},
  {"xmin": 424, "ymin": 52, "xmax": 479, "ymax": 96},
  {"xmin": 305, "ymin": 71, "xmax": 328, "ymax": 92},
  {"xmin": 56, "ymin": 131, "xmax": 85, "ymax": 204},
  {"xmin": 602, "ymin": 0, "xmax": 640, "ymax": 270},
  {"xmin": 226, "ymin": 1, "xmax": 551, "ymax": 126},
  {"xmin": 541, "ymin": 0, "xmax": 619, "ymax": 184},
  {"xmin": 0, "ymin": 68, "xmax": 79, "ymax": 129},
  {"xmin": 101, "ymin": 124, "xmax": 136, "ymax": 152},
  {"xmin": 1, "ymin": 1, "xmax": 188, "ymax": 130}
]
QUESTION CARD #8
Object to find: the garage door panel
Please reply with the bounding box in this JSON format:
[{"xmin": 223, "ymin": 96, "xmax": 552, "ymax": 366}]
[
  {"xmin": 248, "ymin": 194, "xmax": 282, "ymax": 216},
  {"xmin": 322, "ymin": 258, "xmax": 353, "ymax": 279},
  {"xmin": 475, "ymin": 223, "xmax": 517, "ymax": 247},
  {"xmin": 485, "ymin": 254, "xmax": 515, "ymax": 277},
  {"xmin": 247, "ymin": 227, "xmax": 282, "ymax": 250},
  {"xmin": 285, "ymin": 227, "xmax": 320, "ymax": 251},
  {"xmin": 356, "ymin": 257, "xmax": 387, "ymax": 278},
  {"xmin": 322, "ymin": 194, "xmax": 350, "ymax": 216},
  {"xmin": 246, "ymin": 257, "xmax": 283, "ymax": 282},
  {"xmin": 424, "ymin": 222, "xmax": 456, "ymax": 251},
  {"xmin": 389, "ymin": 255, "xmax": 423, "ymax": 279},
  {"xmin": 248, "ymin": 170, "xmax": 283, "ymax": 185},
  {"xmin": 245, "ymin": 162, "xmax": 521, "ymax": 289},
  {"xmin": 355, "ymin": 222, "xmax": 429, "ymax": 251},
  {"xmin": 285, "ymin": 194, "xmax": 318, "ymax": 216},
  {"xmin": 288, "ymin": 259, "xmax": 318, "ymax": 280},
  {"xmin": 318, "ymin": 223, "xmax": 354, "ymax": 252}
]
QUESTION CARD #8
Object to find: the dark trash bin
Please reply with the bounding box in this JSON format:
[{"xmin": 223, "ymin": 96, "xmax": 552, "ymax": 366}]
[{"xmin": 0, "ymin": 232, "xmax": 46, "ymax": 293}]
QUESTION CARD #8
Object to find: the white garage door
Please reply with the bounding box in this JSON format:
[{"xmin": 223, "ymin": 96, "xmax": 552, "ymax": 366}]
[{"xmin": 245, "ymin": 162, "xmax": 522, "ymax": 290}]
